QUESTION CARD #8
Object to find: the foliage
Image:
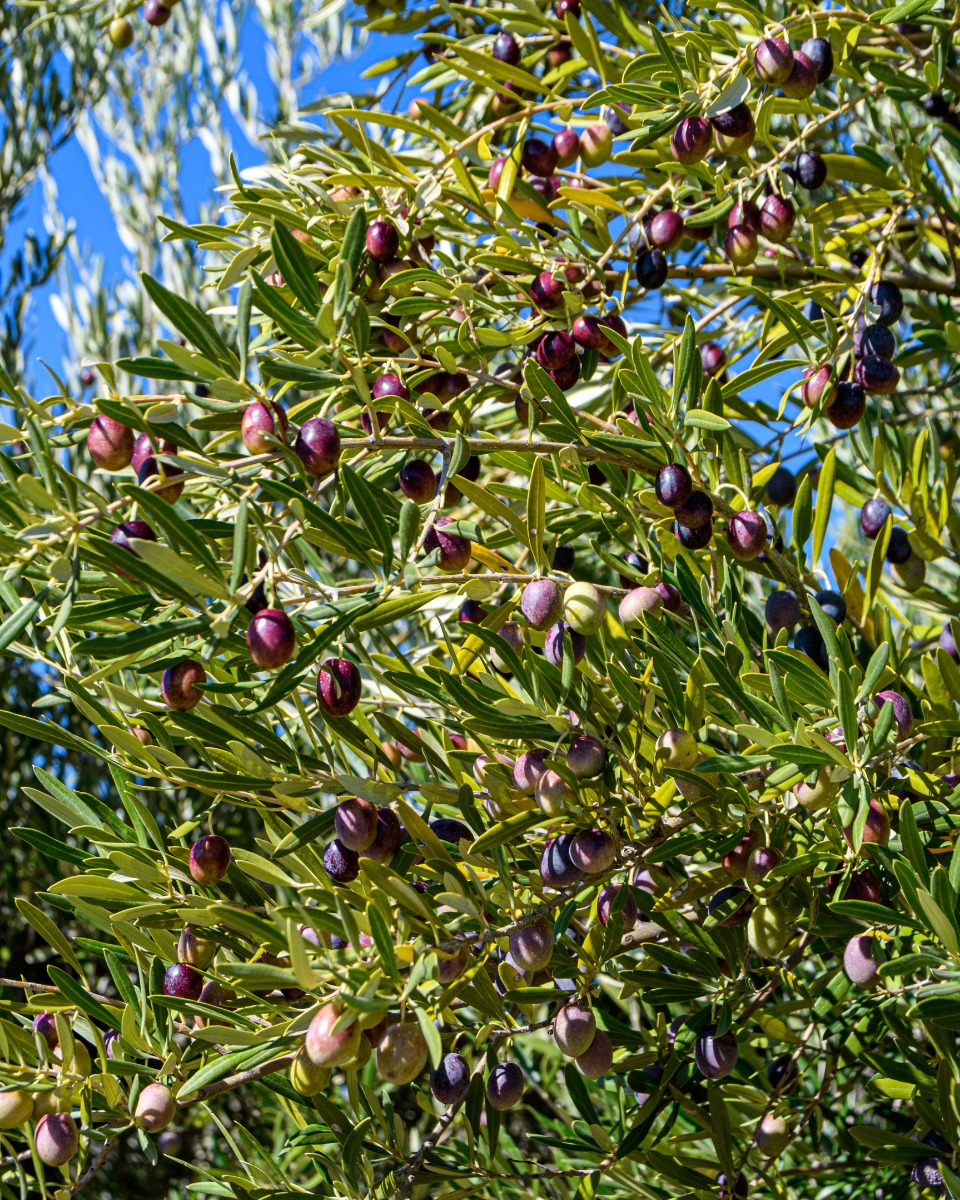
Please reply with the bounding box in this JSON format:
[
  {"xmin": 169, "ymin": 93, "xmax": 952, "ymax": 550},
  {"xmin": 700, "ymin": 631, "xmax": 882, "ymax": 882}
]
[{"xmin": 2, "ymin": 0, "xmax": 960, "ymax": 1197}]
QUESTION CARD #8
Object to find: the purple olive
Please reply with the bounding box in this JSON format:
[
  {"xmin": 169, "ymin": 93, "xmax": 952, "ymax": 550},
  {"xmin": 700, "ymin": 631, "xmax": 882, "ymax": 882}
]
[
  {"xmin": 537, "ymin": 330, "xmax": 576, "ymax": 370},
  {"xmin": 672, "ymin": 116, "xmax": 712, "ymax": 164},
  {"xmin": 569, "ymin": 828, "xmax": 616, "ymax": 874},
  {"xmin": 717, "ymin": 1171, "xmax": 748, "ymax": 1199},
  {"xmin": 540, "ymin": 834, "xmax": 583, "ymax": 888},
  {"xmin": 870, "ymin": 281, "xmax": 903, "ymax": 326},
  {"xmin": 549, "ymin": 355, "xmax": 581, "ymax": 391},
  {"xmin": 886, "ymin": 526, "xmax": 912, "ymax": 564},
  {"xmin": 745, "ymin": 845, "xmax": 782, "ymax": 884},
  {"xmin": 725, "ymin": 224, "xmax": 759, "ymax": 265},
  {"xmin": 597, "ymin": 883, "xmax": 639, "ymax": 928},
  {"xmin": 765, "ymin": 467, "xmax": 796, "ymax": 506},
  {"xmin": 842, "ymin": 798, "xmax": 890, "ymax": 848},
  {"xmin": 513, "ymin": 748, "xmax": 549, "ymax": 794},
  {"xmin": 137, "ymin": 444, "xmax": 184, "ymax": 503},
  {"xmin": 431, "ymin": 1052, "xmax": 470, "ymax": 1104},
  {"xmin": 727, "ymin": 510, "xmax": 768, "ymax": 560},
  {"xmin": 572, "ymin": 315, "xmax": 606, "ymax": 350},
  {"xmin": 635, "ymin": 249, "xmax": 668, "ymax": 290},
  {"xmin": 695, "ymin": 1026, "xmax": 738, "ymax": 1079},
  {"xmin": 509, "ymin": 916, "xmax": 554, "ymax": 973},
  {"xmin": 161, "ymin": 659, "xmax": 206, "ymax": 711},
  {"xmin": 521, "ymin": 137, "xmax": 558, "ymax": 177},
  {"xmin": 831, "ymin": 868, "xmax": 883, "ymax": 904},
  {"xmin": 372, "ymin": 372, "xmax": 410, "ymax": 401},
  {"xmin": 795, "ymin": 150, "xmax": 827, "ymax": 190},
  {"xmin": 294, "ymin": 417, "xmax": 341, "ymax": 476},
  {"xmin": 759, "ymin": 194, "xmax": 795, "ymax": 243},
  {"xmin": 648, "ymin": 210, "xmax": 684, "ymax": 251},
  {"xmin": 189, "ymin": 834, "xmax": 230, "ymax": 884},
  {"xmin": 843, "ymin": 934, "xmax": 879, "ymax": 987},
  {"xmin": 855, "ymin": 356, "xmax": 899, "ymax": 394},
  {"xmin": 656, "ymin": 462, "xmax": 693, "ymax": 509},
  {"xmin": 88, "ymin": 415, "xmax": 134, "ymax": 471},
  {"xmin": 708, "ymin": 884, "xmax": 755, "ymax": 927},
  {"xmin": 675, "ymin": 519, "xmax": 713, "ymax": 550},
  {"xmin": 801, "ymin": 363, "xmax": 836, "ymax": 408},
  {"xmin": 554, "ymin": 1002, "xmax": 596, "ymax": 1057},
  {"xmin": 566, "ymin": 735, "xmax": 605, "ymax": 778},
  {"xmin": 941, "ymin": 625, "xmax": 959, "ymax": 661},
  {"xmin": 765, "ymin": 590, "xmax": 801, "ymax": 632},
  {"xmin": 247, "ymin": 608, "xmax": 296, "ymax": 669},
  {"xmin": 711, "ymin": 104, "xmax": 755, "ymax": 155},
  {"xmin": 553, "ymin": 128, "xmax": 581, "ymax": 167},
  {"xmin": 242, "ymin": 400, "xmax": 287, "ymax": 454},
  {"xmin": 722, "ymin": 831, "xmax": 762, "ymax": 879},
  {"xmin": 423, "ymin": 517, "xmax": 472, "ymax": 572},
  {"xmin": 33, "ymin": 1012, "xmax": 58, "ymax": 1049},
  {"xmin": 754, "ymin": 37, "xmax": 793, "ymax": 85},
  {"xmin": 530, "ymin": 271, "xmax": 565, "ymax": 310},
  {"xmin": 576, "ymin": 1029, "xmax": 613, "ymax": 1079},
  {"xmin": 430, "ymin": 817, "xmax": 474, "ymax": 846},
  {"xmin": 399, "ymin": 459, "xmax": 437, "ymax": 503},
  {"xmin": 544, "ymin": 620, "xmax": 586, "ymax": 667},
  {"xmin": 802, "ymin": 36, "xmax": 833, "ymax": 82},
  {"xmin": 488, "ymin": 157, "xmax": 509, "ymax": 190},
  {"xmin": 323, "ymin": 838, "xmax": 360, "ymax": 883},
  {"xmin": 826, "ymin": 382, "xmax": 865, "ymax": 429},
  {"xmin": 143, "ymin": 0, "xmax": 171, "ymax": 25},
  {"xmin": 35, "ymin": 1113, "xmax": 79, "ymax": 1167},
  {"xmin": 700, "ymin": 342, "xmax": 725, "ymax": 377},
  {"xmin": 366, "ymin": 219, "xmax": 400, "ymax": 263},
  {"xmin": 855, "ymin": 324, "xmax": 895, "ymax": 361},
  {"xmin": 459, "ymin": 598, "xmax": 487, "ymax": 625},
  {"xmin": 521, "ymin": 579, "xmax": 563, "ymax": 630},
  {"xmin": 361, "ymin": 807, "xmax": 404, "ymax": 864},
  {"xmin": 335, "ymin": 797, "xmax": 378, "ymax": 852},
  {"xmin": 487, "ymin": 1061, "xmax": 524, "ymax": 1109},
  {"xmin": 873, "ymin": 689, "xmax": 912, "ymax": 738},
  {"xmin": 317, "ymin": 658, "xmax": 362, "ymax": 717},
  {"xmin": 493, "ymin": 31, "xmax": 520, "ymax": 64},
  {"xmin": 727, "ymin": 200, "xmax": 761, "ymax": 231},
  {"xmin": 163, "ymin": 962, "xmax": 204, "ymax": 1001},
  {"xmin": 675, "ymin": 489, "xmax": 713, "ymax": 529},
  {"xmin": 782, "ymin": 51, "xmax": 818, "ymax": 99}
]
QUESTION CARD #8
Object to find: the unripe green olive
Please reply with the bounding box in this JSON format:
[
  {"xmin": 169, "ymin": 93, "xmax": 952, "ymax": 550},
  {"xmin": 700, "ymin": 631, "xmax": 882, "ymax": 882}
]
[
  {"xmin": 655, "ymin": 728, "xmax": 698, "ymax": 771},
  {"xmin": 756, "ymin": 1113, "xmax": 791, "ymax": 1157},
  {"xmin": 793, "ymin": 764, "xmax": 838, "ymax": 810},
  {"xmin": 290, "ymin": 1048, "xmax": 330, "ymax": 1096},
  {"xmin": 748, "ymin": 903, "xmax": 788, "ymax": 958},
  {"xmin": 134, "ymin": 1083, "xmax": 177, "ymax": 1133},
  {"xmin": 562, "ymin": 582, "xmax": 605, "ymax": 635},
  {"xmin": 377, "ymin": 1021, "xmax": 428, "ymax": 1085},
  {"xmin": 0, "ymin": 1090, "xmax": 32, "ymax": 1129}
]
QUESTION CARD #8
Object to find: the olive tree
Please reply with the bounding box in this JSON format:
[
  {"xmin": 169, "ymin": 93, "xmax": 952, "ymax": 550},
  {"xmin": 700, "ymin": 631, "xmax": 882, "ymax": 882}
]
[{"xmin": 1, "ymin": 0, "xmax": 960, "ymax": 1197}]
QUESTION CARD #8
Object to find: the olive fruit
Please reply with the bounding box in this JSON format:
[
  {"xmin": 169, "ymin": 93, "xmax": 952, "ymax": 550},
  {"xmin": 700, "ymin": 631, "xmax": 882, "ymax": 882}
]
[
  {"xmin": 247, "ymin": 608, "xmax": 296, "ymax": 669},
  {"xmin": 378, "ymin": 1021, "xmax": 428, "ymax": 1085},
  {"xmin": 135, "ymin": 1083, "xmax": 177, "ymax": 1133},
  {"xmin": 508, "ymin": 915, "xmax": 554, "ymax": 972},
  {"xmin": 695, "ymin": 1026, "xmax": 738, "ymax": 1079},
  {"xmin": 306, "ymin": 1004, "xmax": 361, "ymax": 1067},
  {"xmin": 486, "ymin": 1061, "xmax": 524, "ymax": 1109},
  {"xmin": 189, "ymin": 834, "xmax": 231, "ymax": 884},
  {"xmin": 431, "ymin": 1053, "xmax": 470, "ymax": 1104},
  {"xmin": 843, "ymin": 934, "xmax": 879, "ymax": 987},
  {"xmin": 295, "ymin": 417, "xmax": 341, "ymax": 476},
  {"xmin": 317, "ymin": 658, "xmax": 362, "ymax": 717},
  {"xmin": 35, "ymin": 1113, "xmax": 79, "ymax": 1167},
  {"xmin": 576, "ymin": 1029, "xmax": 613, "ymax": 1079},
  {"xmin": 754, "ymin": 37, "xmax": 793, "ymax": 85},
  {"xmin": 88, "ymin": 415, "xmax": 134, "ymax": 471}
]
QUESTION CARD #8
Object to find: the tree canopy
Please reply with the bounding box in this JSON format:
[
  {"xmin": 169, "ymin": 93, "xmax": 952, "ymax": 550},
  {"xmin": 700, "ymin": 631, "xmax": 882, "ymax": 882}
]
[{"xmin": 2, "ymin": 0, "xmax": 960, "ymax": 1197}]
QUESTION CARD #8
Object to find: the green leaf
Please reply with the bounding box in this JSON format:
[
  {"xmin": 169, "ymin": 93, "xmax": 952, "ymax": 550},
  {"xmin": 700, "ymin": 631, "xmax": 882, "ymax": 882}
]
[
  {"xmin": 812, "ymin": 445, "xmax": 836, "ymax": 564},
  {"xmin": 141, "ymin": 274, "xmax": 239, "ymax": 373},
  {"xmin": 16, "ymin": 899, "xmax": 84, "ymax": 974},
  {"xmin": 271, "ymin": 225, "xmax": 322, "ymax": 313}
]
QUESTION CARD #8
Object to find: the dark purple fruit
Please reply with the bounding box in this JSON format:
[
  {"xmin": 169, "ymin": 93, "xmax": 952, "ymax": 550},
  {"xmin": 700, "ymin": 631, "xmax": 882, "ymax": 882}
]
[
  {"xmin": 189, "ymin": 834, "xmax": 230, "ymax": 884},
  {"xmin": 138, "ymin": 448, "xmax": 184, "ymax": 503},
  {"xmin": 759, "ymin": 194, "xmax": 795, "ymax": 243},
  {"xmin": 648, "ymin": 210, "xmax": 684, "ymax": 251},
  {"xmin": 242, "ymin": 400, "xmax": 287, "ymax": 454},
  {"xmin": 711, "ymin": 104, "xmax": 755, "ymax": 155},
  {"xmin": 842, "ymin": 797, "xmax": 890, "ymax": 848},
  {"xmin": 33, "ymin": 1012, "xmax": 58, "ymax": 1049},
  {"xmin": 729, "ymin": 508, "xmax": 763, "ymax": 559},
  {"xmin": 553, "ymin": 128, "xmax": 581, "ymax": 166},
  {"xmin": 597, "ymin": 883, "xmax": 638, "ymax": 928},
  {"xmin": 372, "ymin": 372, "xmax": 410, "ymax": 401},
  {"xmin": 35, "ymin": 1113, "xmax": 79, "ymax": 1167},
  {"xmin": 656, "ymin": 462, "xmax": 693, "ymax": 509},
  {"xmin": 814, "ymin": 588, "xmax": 845, "ymax": 623},
  {"xmin": 537, "ymin": 330, "xmax": 576, "ymax": 370},
  {"xmin": 834, "ymin": 868, "xmax": 883, "ymax": 903},
  {"xmin": 423, "ymin": 517, "xmax": 472, "ymax": 571},
  {"xmin": 569, "ymin": 828, "xmax": 615, "ymax": 873},
  {"xmin": 635, "ymin": 249, "xmax": 668, "ymax": 290},
  {"xmin": 708, "ymin": 884, "xmax": 755, "ymax": 927},
  {"xmin": 540, "ymin": 833, "xmax": 583, "ymax": 888},
  {"xmin": 802, "ymin": 36, "xmax": 833, "ymax": 82},
  {"xmin": 725, "ymin": 224, "xmax": 759, "ymax": 265},
  {"xmin": 794, "ymin": 150, "xmax": 827, "ymax": 190},
  {"xmin": 604, "ymin": 102, "xmax": 630, "ymax": 135},
  {"xmin": 782, "ymin": 51, "xmax": 818, "ymax": 99},
  {"xmin": 552, "ymin": 542, "xmax": 575, "ymax": 572},
  {"xmin": 544, "ymin": 620, "xmax": 586, "ymax": 667},
  {"xmin": 886, "ymin": 526, "xmax": 912, "ymax": 564},
  {"xmin": 794, "ymin": 624, "xmax": 828, "ymax": 670},
  {"xmin": 801, "ymin": 363, "xmax": 836, "ymax": 408},
  {"xmin": 855, "ymin": 356, "xmax": 899, "ymax": 394},
  {"xmin": 911, "ymin": 1159, "xmax": 944, "ymax": 1190},
  {"xmin": 717, "ymin": 1172, "xmax": 748, "ymax": 1199},
  {"xmin": 754, "ymin": 37, "xmax": 793, "ymax": 85},
  {"xmin": 727, "ymin": 200, "xmax": 761, "ymax": 231},
  {"xmin": 765, "ymin": 466, "xmax": 796, "ymax": 506},
  {"xmin": 323, "ymin": 838, "xmax": 360, "ymax": 883},
  {"xmin": 695, "ymin": 1026, "xmax": 739, "ymax": 1078},
  {"xmin": 488, "ymin": 157, "xmax": 508, "ymax": 190},
  {"xmin": 522, "ymin": 579, "xmax": 563, "ymax": 630},
  {"xmin": 430, "ymin": 817, "xmax": 474, "ymax": 845},
  {"xmin": 941, "ymin": 625, "xmax": 959, "ymax": 661},
  {"xmin": 674, "ymin": 489, "xmax": 713, "ymax": 529},
  {"xmin": 493, "ymin": 31, "xmax": 520, "ymax": 64},
  {"xmin": 88, "ymin": 415, "xmax": 134, "ymax": 471},
  {"xmin": 366, "ymin": 219, "xmax": 400, "ymax": 263},
  {"xmin": 295, "ymin": 417, "xmax": 340, "ymax": 476},
  {"xmin": 487, "ymin": 1061, "xmax": 524, "ymax": 1109},
  {"xmin": 555, "ymin": 0, "xmax": 579, "ymax": 15},
  {"xmin": 826, "ymin": 381, "xmax": 865, "ymax": 429},
  {"xmin": 459, "ymin": 599, "xmax": 487, "ymax": 625},
  {"xmin": 701, "ymin": 342, "xmax": 725, "ymax": 376},
  {"xmin": 317, "ymin": 658, "xmax": 362, "ymax": 716},
  {"xmin": 572, "ymin": 315, "xmax": 606, "ymax": 350},
  {"xmin": 110, "ymin": 519, "xmax": 157, "ymax": 570},
  {"xmin": 335, "ymin": 797, "xmax": 378, "ymax": 852},
  {"xmin": 870, "ymin": 281, "xmax": 903, "ymax": 326},
  {"xmin": 247, "ymin": 608, "xmax": 296, "ymax": 669},
  {"xmin": 362, "ymin": 807, "xmax": 404, "ymax": 864},
  {"xmin": 767, "ymin": 1054, "xmax": 799, "ymax": 1093},
  {"xmin": 399, "ymin": 459, "xmax": 437, "ymax": 503},
  {"xmin": 530, "ymin": 271, "xmax": 565, "ymax": 309},
  {"xmin": 671, "ymin": 116, "xmax": 711, "ymax": 164},
  {"xmin": 873, "ymin": 689, "xmax": 912, "ymax": 738},
  {"xmin": 723, "ymin": 831, "xmax": 761, "ymax": 878},
  {"xmin": 431, "ymin": 1053, "xmax": 470, "ymax": 1104},
  {"xmin": 765, "ymin": 590, "xmax": 801, "ymax": 632},
  {"xmin": 675, "ymin": 519, "xmax": 713, "ymax": 550},
  {"xmin": 521, "ymin": 137, "xmax": 558, "ymax": 177},
  {"xmin": 161, "ymin": 659, "xmax": 206, "ymax": 711},
  {"xmin": 566, "ymin": 734, "xmax": 604, "ymax": 778},
  {"xmin": 855, "ymin": 324, "xmax": 895, "ymax": 360},
  {"xmin": 144, "ymin": 0, "xmax": 172, "ymax": 25},
  {"xmin": 843, "ymin": 933, "xmax": 879, "ymax": 986},
  {"xmin": 163, "ymin": 962, "xmax": 203, "ymax": 1001}
]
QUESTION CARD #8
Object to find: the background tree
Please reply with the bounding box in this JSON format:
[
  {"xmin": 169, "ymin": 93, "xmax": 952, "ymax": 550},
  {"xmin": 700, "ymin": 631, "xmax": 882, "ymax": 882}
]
[{"xmin": 2, "ymin": 0, "xmax": 960, "ymax": 1198}]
